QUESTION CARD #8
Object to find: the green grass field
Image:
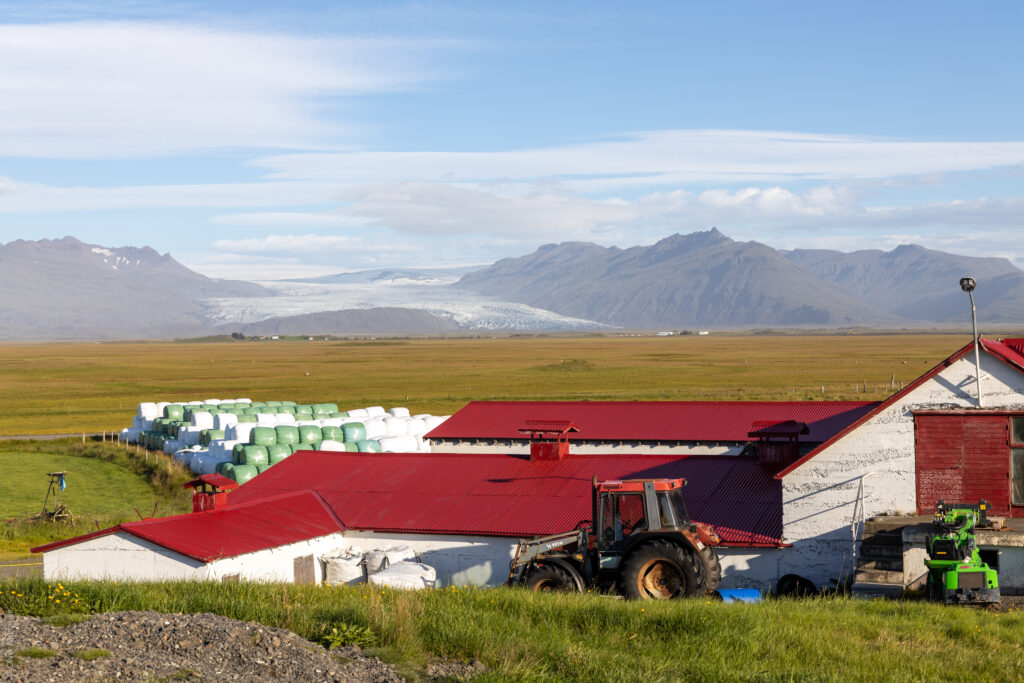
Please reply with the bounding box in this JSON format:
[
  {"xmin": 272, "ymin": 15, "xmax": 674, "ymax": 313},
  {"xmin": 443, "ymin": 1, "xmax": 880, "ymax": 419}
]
[
  {"xmin": 0, "ymin": 441, "xmax": 192, "ymax": 557},
  {"xmin": 2, "ymin": 579, "xmax": 1022, "ymax": 681},
  {"xmin": 0, "ymin": 334, "xmax": 981, "ymax": 435}
]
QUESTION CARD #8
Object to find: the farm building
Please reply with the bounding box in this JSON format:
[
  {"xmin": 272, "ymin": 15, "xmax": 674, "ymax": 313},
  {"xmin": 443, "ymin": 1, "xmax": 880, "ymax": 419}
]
[
  {"xmin": 35, "ymin": 337, "xmax": 1024, "ymax": 595},
  {"xmin": 425, "ymin": 400, "xmax": 877, "ymax": 456}
]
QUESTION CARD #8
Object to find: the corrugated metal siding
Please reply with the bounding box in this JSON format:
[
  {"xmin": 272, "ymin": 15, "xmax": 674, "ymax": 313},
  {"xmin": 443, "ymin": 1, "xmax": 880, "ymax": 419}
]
[
  {"xmin": 916, "ymin": 415, "xmax": 1011, "ymax": 515},
  {"xmin": 425, "ymin": 401, "xmax": 877, "ymax": 443},
  {"xmin": 231, "ymin": 451, "xmax": 784, "ymax": 546}
]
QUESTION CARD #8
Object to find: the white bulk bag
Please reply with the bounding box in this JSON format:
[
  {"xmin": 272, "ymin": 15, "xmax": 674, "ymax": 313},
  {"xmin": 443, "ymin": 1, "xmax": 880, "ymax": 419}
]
[
  {"xmin": 368, "ymin": 562, "xmax": 436, "ymax": 590},
  {"xmin": 388, "ymin": 407, "xmax": 411, "ymax": 418},
  {"xmin": 364, "ymin": 550, "xmax": 390, "ymax": 576},
  {"xmin": 322, "ymin": 549, "xmax": 366, "ymax": 586}
]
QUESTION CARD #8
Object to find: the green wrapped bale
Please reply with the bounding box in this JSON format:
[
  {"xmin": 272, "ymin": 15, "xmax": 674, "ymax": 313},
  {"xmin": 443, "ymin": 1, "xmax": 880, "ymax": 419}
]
[
  {"xmin": 199, "ymin": 429, "xmax": 225, "ymax": 447},
  {"xmin": 256, "ymin": 465, "xmax": 272, "ymax": 474},
  {"xmin": 329, "ymin": 412, "xmax": 348, "ymax": 419},
  {"xmin": 342, "ymin": 422, "xmax": 367, "ymax": 442},
  {"xmin": 232, "ymin": 442, "xmax": 246, "ymax": 464},
  {"xmin": 275, "ymin": 425, "xmax": 300, "ymax": 445},
  {"xmin": 237, "ymin": 414, "xmax": 258, "ymax": 423},
  {"xmin": 312, "ymin": 403, "xmax": 339, "ymax": 415},
  {"xmin": 249, "ymin": 426, "xmax": 277, "ymax": 446},
  {"xmin": 267, "ymin": 445, "xmax": 291, "ymax": 465},
  {"xmin": 294, "ymin": 404, "xmax": 314, "ymax": 415},
  {"xmin": 163, "ymin": 404, "xmax": 185, "ymax": 420},
  {"xmin": 298, "ymin": 425, "xmax": 322, "ymax": 443},
  {"xmin": 240, "ymin": 445, "xmax": 269, "ymax": 467},
  {"xmin": 320, "ymin": 425, "xmax": 345, "ymax": 441},
  {"xmin": 217, "ymin": 461, "xmax": 235, "ymax": 477},
  {"xmin": 357, "ymin": 439, "xmax": 381, "ymax": 453},
  {"xmin": 232, "ymin": 464, "xmax": 258, "ymax": 484}
]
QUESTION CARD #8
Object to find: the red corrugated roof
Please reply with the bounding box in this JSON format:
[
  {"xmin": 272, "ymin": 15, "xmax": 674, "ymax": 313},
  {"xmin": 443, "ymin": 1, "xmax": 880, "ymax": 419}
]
[
  {"xmin": 32, "ymin": 491, "xmax": 344, "ymax": 561},
  {"xmin": 230, "ymin": 451, "xmax": 784, "ymax": 546},
  {"xmin": 426, "ymin": 400, "xmax": 877, "ymax": 444}
]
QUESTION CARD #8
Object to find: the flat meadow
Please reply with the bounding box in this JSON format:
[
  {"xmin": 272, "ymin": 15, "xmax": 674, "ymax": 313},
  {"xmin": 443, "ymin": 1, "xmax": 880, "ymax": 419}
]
[{"xmin": 0, "ymin": 333, "xmax": 976, "ymax": 435}]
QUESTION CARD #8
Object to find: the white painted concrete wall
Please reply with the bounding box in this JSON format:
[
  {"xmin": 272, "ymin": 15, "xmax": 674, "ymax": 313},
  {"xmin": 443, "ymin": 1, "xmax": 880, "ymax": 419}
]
[
  {"xmin": 780, "ymin": 352, "xmax": 1024, "ymax": 587},
  {"xmin": 43, "ymin": 532, "xmax": 207, "ymax": 581},
  {"xmin": 42, "ymin": 531, "xmax": 348, "ymax": 583},
  {"xmin": 206, "ymin": 533, "xmax": 346, "ymax": 583},
  {"xmin": 428, "ymin": 439, "xmax": 742, "ymax": 456}
]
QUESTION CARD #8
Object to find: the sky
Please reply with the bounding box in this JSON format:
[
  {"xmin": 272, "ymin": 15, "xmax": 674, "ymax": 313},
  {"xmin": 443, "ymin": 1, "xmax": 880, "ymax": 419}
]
[{"xmin": 1, "ymin": 1, "xmax": 1023, "ymax": 279}]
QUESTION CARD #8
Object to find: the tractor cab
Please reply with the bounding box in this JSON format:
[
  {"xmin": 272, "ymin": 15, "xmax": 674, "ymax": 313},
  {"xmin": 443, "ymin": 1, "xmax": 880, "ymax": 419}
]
[{"xmin": 593, "ymin": 478, "xmax": 702, "ymax": 551}]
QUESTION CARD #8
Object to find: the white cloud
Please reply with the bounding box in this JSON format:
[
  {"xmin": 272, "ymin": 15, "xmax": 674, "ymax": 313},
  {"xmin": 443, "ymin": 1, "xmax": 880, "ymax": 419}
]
[
  {"xmin": 253, "ymin": 130, "xmax": 1024, "ymax": 187},
  {"xmin": 210, "ymin": 212, "xmax": 368, "ymax": 229},
  {"xmin": 0, "ymin": 21, "xmax": 456, "ymax": 158}
]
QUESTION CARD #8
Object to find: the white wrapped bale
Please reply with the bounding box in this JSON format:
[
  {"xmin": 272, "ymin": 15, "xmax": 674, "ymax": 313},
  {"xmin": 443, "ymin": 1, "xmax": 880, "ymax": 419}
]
[
  {"xmin": 227, "ymin": 422, "xmax": 256, "ymax": 443},
  {"xmin": 137, "ymin": 402, "xmax": 160, "ymax": 419},
  {"xmin": 276, "ymin": 413, "xmax": 296, "ymax": 425},
  {"xmin": 190, "ymin": 412, "xmax": 214, "ymax": 429},
  {"xmin": 180, "ymin": 426, "xmax": 202, "ymax": 447},
  {"xmin": 318, "ymin": 440, "xmax": 348, "ymax": 452},
  {"xmin": 209, "ymin": 440, "xmax": 241, "ymax": 460},
  {"xmin": 365, "ymin": 406, "xmax": 386, "ymax": 418},
  {"xmin": 190, "ymin": 452, "xmax": 230, "ymax": 475},
  {"xmin": 383, "ymin": 417, "xmax": 409, "ymax": 436},
  {"xmin": 163, "ymin": 439, "xmax": 184, "ymax": 455},
  {"xmin": 412, "ymin": 414, "xmax": 431, "ymax": 420},
  {"xmin": 173, "ymin": 448, "xmax": 200, "ymax": 468},
  {"xmin": 320, "ymin": 417, "xmax": 345, "ymax": 427},
  {"xmin": 363, "ymin": 419, "xmax": 387, "ymax": 439},
  {"xmin": 388, "ymin": 407, "xmax": 411, "ymax": 418},
  {"xmin": 368, "ymin": 562, "xmax": 436, "ymax": 590},
  {"xmin": 188, "ymin": 450, "xmax": 211, "ymax": 474},
  {"xmin": 423, "ymin": 415, "xmax": 449, "ymax": 431},
  {"xmin": 203, "ymin": 398, "xmax": 222, "ymax": 405},
  {"xmin": 405, "ymin": 418, "xmax": 428, "ymax": 436},
  {"xmin": 214, "ymin": 413, "xmax": 239, "ymax": 430},
  {"xmin": 234, "ymin": 398, "xmax": 252, "ymax": 404},
  {"xmin": 256, "ymin": 413, "xmax": 278, "ymax": 426},
  {"xmin": 416, "ymin": 436, "xmax": 431, "ymax": 453},
  {"xmin": 378, "ymin": 435, "xmax": 418, "ymax": 453},
  {"xmin": 346, "ymin": 408, "xmax": 368, "ymax": 418},
  {"xmin": 295, "ymin": 420, "xmax": 321, "ymax": 427}
]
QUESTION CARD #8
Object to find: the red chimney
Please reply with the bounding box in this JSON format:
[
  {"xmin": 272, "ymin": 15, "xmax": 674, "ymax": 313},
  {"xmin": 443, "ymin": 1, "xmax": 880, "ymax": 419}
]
[
  {"xmin": 518, "ymin": 420, "xmax": 579, "ymax": 461},
  {"xmin": 182, "ymin": 474, "xmax": 239, "ymax": 512}
]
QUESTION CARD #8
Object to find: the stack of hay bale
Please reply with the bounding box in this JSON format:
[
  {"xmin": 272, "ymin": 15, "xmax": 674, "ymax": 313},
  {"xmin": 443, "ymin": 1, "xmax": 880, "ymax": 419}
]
[{"xmin": 120, "ymin": 399, "xmax": 450, "ymax": 483}]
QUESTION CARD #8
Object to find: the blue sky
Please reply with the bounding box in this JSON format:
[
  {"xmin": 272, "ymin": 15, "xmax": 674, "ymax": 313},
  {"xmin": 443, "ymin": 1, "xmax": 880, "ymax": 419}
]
[{"xmin": 1, "ymin": 1, "xmax": 1022, "ymax": 279}]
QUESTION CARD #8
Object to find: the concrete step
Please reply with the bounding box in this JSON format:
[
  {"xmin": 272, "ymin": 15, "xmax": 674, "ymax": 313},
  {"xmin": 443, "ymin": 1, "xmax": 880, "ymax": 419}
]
[
  {"xmin": 851, "ymin": 582, "xmax": 905, "ymax": 599},
  {"xmin": 858, "ymin": 545, "xmax": 903, "ymax": 560},
  {"xmin": 853, "ymin": 568, "xmax": 903, "ymax": 585},
  {"xmin": 856, "ymin": 559, "xmax": 903, "ymax": 572},
  {"xmin": 864, "ymin": 516, "xmax": 929, "ymax": 534}
]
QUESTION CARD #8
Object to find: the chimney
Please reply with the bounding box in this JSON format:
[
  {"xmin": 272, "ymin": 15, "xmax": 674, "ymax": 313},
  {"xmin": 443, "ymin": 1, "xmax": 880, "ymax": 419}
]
[
  {"xmin": 183, "ymin": 474, "xmax": 239, "ymax": 512},
  {"xmin": 518, "ymin": 420, "xmax": 579, "ymax": 461}
]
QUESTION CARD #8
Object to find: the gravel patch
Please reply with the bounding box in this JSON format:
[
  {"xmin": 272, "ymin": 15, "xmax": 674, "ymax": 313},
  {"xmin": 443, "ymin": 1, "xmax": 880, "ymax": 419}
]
[{"xmin": 0, "ymin": 611, "xmax": 479, "ymax": 682}]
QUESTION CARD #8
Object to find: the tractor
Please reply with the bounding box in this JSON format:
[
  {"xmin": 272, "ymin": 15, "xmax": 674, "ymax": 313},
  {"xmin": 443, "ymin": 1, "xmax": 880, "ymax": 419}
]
[
  {"xmin": 925, "ymin": 499, "xmax": 1000, "ymax": 606},
  {"xmin": 508, "ymin": 477, "xmax": 721, "ymax": 599}
]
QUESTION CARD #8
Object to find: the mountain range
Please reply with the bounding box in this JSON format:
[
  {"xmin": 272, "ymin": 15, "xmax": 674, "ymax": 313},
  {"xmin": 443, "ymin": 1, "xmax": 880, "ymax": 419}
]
[{"xmin": 1, "ymin": 231, "xmax": 1021, "ymax": 340}]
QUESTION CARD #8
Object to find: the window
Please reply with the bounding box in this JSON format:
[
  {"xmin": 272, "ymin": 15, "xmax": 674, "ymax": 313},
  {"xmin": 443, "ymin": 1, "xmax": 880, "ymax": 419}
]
[
  {"xmin": 1012, "ymin": 449, "xmax": 1024, "ymax": 506},
  {"xmin": 1013, "ymin": 417, "xmax": 1024, "ymax": 446}
]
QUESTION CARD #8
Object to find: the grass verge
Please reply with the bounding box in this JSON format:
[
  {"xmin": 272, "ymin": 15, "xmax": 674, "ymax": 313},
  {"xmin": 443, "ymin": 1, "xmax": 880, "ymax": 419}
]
[{"xmin": 3, "ymin": 578, "xmax": 1024, "ymax": 681}]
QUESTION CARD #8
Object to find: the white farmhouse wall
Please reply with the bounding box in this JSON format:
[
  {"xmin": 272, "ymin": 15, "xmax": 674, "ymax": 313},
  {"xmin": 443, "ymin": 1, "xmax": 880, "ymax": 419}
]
[
  {"xmin": 43, "ymin": 532, "xmax": 207, "ymax": 581},
  {"xmin": 206, "ymin": 533, "xmax": 346, "ymax": 583},
  {"xmin": 428, "ymin": 439, "xmax": 740, "ymax": 456},
  {"xmin": 780, "ymin": 352, "xmax": 1024, "ymax": 586}
]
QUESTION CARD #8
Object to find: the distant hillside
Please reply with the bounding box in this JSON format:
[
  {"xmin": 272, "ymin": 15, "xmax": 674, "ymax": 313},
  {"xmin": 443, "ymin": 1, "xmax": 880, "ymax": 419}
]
[
  {"xmin": 0, "ymin": 237, "xmax": 269, "ymax": 340},
  {"xmin": 221, "ymin": 307, "xmax": 462, "ymax": 336},
  {"xmin": 784, "ymin": 245, "xmax": 1024, "ymax": 321},
  {"xmin": 456, "ymin": 229, "xmax": 900, "ymax": 328}
]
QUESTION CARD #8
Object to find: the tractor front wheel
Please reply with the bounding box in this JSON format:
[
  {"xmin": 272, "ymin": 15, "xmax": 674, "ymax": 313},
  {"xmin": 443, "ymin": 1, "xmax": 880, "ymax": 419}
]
[
  {"xmin": 698, "ymin": 545, "xmax": 722, "ymax": 593},
  {"xmin": 525, "ymin": 563, "xmax": 577, "ymax": 592},
  {"xmin": 618, "ymin": 540, "xmax": 702, "ymax": 600}
]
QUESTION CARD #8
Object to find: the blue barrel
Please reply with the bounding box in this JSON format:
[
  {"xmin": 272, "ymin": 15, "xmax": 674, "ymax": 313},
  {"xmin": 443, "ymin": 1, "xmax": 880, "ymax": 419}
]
[{"xmin": 716, "ymin": 588, "xmax": 763, "ymax": 603}]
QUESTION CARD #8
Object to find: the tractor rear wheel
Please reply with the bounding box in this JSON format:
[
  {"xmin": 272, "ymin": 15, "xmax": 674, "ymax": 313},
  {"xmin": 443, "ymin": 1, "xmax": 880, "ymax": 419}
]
[
  {"xmin": 698, "ymin": 545, "xmax": 722, "ymax": 593},
  {"xmin": 618, "ymin": 540, "xmax": 702, "ymax": 600},
  {"xmin": 525, "ymin": 563, "xmax": 576, "ymax": 592}
]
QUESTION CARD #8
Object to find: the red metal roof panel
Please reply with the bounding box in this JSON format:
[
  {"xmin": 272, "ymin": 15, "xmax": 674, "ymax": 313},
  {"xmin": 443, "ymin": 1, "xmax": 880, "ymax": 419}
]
[
  {"xmin": 426, "ymin": 401, "xmax": 877, "ymax": 443},
  {"xmin": 231, "ymin": 451, "xmax": 783, "ymax": 546}
]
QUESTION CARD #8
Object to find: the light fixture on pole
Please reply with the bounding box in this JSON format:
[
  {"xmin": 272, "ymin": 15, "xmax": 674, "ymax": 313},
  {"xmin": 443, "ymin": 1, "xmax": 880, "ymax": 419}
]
[{"xmin": 959, "ymin": 277, "xmax": 983, "ymax": 408}]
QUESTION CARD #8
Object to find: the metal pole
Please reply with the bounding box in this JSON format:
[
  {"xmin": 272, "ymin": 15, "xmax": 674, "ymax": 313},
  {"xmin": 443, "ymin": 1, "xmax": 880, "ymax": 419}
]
[{"xmin": 968, "ymin": 289, "xmax": 984, "ymax": 408}]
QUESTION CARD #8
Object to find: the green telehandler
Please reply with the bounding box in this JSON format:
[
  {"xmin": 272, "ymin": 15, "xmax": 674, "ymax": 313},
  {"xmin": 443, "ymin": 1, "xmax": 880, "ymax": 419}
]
[{"xmin": 925, "ymin": 499, "xmax": 999, "ymax": 606}]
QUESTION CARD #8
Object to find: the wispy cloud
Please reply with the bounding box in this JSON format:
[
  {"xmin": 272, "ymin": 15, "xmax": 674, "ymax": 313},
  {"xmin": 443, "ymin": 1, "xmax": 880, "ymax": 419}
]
[{"xmin": 0, "ymin": 21, "xmax": 459, "ymax": 158}]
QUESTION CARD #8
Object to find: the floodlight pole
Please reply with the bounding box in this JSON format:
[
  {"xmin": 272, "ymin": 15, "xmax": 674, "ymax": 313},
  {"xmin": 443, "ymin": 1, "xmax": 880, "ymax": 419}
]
[{"xmin": 960, "ymin": 277, "xmax": 984, "ymax": 408}]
